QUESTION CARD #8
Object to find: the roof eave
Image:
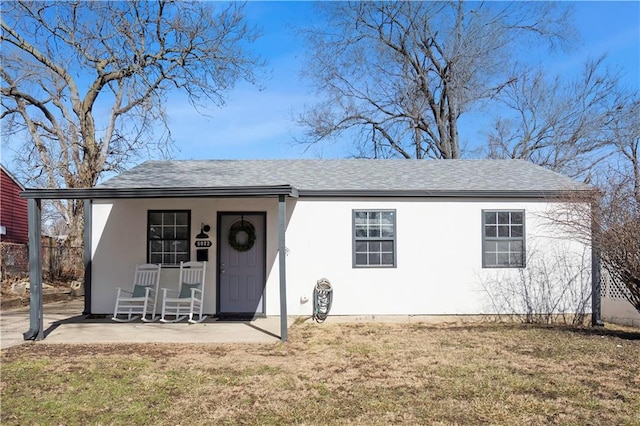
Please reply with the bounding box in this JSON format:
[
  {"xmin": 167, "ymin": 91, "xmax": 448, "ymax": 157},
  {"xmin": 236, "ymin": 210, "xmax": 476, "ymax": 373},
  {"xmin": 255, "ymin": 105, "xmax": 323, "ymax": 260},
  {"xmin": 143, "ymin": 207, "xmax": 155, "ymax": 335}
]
[
  {"xmin": 20, "ymin": 186, "xmax": 597, "ymax": 200},
  {"xmin": 20, "ymin": 185, "xmax": 299, "ymax": 200},
  {"xmin": 297, "ymin": 189, "xmax": 598, "ymax": 199}
]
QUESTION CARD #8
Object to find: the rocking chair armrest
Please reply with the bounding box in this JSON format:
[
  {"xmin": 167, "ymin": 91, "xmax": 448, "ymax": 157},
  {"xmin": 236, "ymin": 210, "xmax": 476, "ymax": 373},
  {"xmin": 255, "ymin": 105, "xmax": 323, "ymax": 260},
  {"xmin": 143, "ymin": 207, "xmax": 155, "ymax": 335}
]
[
  {"xmin": 116, "ymin": 287, "xmax": 134, "ymax": 295},
  {"xmin": 161, "ymin": 288, "xmax": 179, "ymax": 296},
  {"xmin": 142, "ymin": 287, "xmax": 155, "ymax": 297}
]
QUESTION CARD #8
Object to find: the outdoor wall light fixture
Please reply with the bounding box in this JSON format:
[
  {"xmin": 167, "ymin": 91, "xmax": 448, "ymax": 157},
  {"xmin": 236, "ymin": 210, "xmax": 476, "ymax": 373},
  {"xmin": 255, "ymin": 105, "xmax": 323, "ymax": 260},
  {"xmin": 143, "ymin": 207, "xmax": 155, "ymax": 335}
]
[{"xmin": 196, "ymin": 223, "xmax": 211, "ymax": 239}]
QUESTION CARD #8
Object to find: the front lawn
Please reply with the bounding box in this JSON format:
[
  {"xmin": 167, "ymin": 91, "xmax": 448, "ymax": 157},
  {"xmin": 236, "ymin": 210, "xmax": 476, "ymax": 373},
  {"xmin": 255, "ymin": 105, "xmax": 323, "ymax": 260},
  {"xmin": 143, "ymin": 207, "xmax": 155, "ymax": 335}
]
[{"xmin": 1, "ymin": 322, "xmax": 639, "ymax": 425}]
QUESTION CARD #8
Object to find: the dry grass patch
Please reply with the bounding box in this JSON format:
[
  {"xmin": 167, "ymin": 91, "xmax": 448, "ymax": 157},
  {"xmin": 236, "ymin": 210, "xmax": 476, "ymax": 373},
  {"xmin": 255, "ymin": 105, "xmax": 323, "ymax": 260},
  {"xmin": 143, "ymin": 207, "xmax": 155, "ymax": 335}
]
[{"xmin": 1, "ymin": 322, "xmax": 639, "ymax": 425}]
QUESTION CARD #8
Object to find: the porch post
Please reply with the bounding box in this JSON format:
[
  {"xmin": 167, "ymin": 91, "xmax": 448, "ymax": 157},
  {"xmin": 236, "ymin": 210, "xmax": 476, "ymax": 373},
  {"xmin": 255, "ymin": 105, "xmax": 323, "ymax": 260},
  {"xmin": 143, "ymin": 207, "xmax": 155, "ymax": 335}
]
[
  {"xmin": 83, "ymin": 199, "xmax": 92, "ymax": 315},
  {"xmin": 23, "ymin": 198, "xmax": 44, "ymax": 341},
  {"xmin": 278, "ymin": 195, "xmax": 288, "ymax": 341}
]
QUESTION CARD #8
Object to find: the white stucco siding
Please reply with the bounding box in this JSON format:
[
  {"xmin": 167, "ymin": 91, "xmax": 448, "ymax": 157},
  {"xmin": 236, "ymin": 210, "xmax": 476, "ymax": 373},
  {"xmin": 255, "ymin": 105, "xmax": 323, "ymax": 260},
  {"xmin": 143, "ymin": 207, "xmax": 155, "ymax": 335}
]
[
  {"xmin": 91, "ymin": 197, "xmax": 280, "ymax": 315},
  {"xmin": 91, "ymin": 196, "xmax": 591, "ymax": 317},
  {"xmin": 281, "ymin": 198, "xmax": 592, "ymax": 316},
  {"xmin": 92, "ymin": 201, "xmax": 148, "ymax": 315}
]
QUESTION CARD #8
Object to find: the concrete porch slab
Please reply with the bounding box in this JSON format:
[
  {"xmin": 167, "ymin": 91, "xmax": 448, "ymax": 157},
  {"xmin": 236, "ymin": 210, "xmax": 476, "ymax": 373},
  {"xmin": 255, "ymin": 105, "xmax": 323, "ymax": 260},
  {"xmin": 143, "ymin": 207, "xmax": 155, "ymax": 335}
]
[{"xmin": 1, "ymin": 299, "xmax": 288, "ymax": 349}]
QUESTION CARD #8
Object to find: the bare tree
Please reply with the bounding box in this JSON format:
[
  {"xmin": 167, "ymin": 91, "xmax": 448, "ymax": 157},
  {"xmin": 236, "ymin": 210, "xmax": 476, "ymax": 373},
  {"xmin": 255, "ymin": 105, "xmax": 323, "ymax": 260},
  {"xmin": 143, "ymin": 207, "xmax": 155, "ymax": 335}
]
[
  {"xmin": 487, "ymin": 57, "xmax": 630, "ymax": 182},
  {"xmin": 1, "ymin": 0, "xmax": 263, "ymax": 244},
  {"xmin": 298, "ymin": 1, "xmax": 571, "ymax": 159},
  {"xmin": 485, "ymin": 45, "xmax": 639, "ymax": 315},
  {"xmin": 598, "ymin": 97, "xmax": 640, "ymax": 312},
  {"xmin": 503, "ymin": 73, "xmax": 640, "ymax": 314},
  {"xmin": 535, "ymin": 187, "xmax": 640, "ymax": 319},
  {"xmin": 599, "ymin": 202, "xmax": 640, "ymax": 313},
  {"xmin": 607, "ymin": 97, "xmax": 640, "ymax": 204},
  {"xmin": 539, "ymin": 197, "xmax": 640, "ymax": 321}
]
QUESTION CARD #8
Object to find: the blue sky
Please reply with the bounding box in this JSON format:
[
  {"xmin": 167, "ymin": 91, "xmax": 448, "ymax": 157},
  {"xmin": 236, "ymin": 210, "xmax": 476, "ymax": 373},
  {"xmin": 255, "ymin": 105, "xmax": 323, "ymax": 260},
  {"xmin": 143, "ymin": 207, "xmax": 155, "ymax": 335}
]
[
  {"xmin": 1, "ymin": 1, "xmax": 639, "ymax": 173},
  {"xmin": 164, "ymin": 1, "xmax": 639, "ymax": 162}
]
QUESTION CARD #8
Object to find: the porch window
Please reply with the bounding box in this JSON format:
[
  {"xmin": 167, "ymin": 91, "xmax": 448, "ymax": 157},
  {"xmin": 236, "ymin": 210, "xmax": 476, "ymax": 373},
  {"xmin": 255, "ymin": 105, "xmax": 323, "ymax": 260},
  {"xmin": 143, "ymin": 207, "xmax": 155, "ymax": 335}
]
[
  {"xmin": 148, "ymin": 210, "xmax": 190, "ymax": 266},
  {"xmin": 482, "ymin": 210, "xmax": 525, "ymax": 268},
  {"xmin": 353, "ymin": 210, "xmax": 396, "ymax": 268}
]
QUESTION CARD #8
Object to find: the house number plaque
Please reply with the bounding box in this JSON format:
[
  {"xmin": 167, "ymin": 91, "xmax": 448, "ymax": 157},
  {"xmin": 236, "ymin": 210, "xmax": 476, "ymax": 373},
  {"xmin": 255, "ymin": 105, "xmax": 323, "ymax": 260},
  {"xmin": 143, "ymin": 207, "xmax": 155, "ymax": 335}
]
[{"xmin": 195, "ymin": 240, "xmax": 212, "ymax": 248}]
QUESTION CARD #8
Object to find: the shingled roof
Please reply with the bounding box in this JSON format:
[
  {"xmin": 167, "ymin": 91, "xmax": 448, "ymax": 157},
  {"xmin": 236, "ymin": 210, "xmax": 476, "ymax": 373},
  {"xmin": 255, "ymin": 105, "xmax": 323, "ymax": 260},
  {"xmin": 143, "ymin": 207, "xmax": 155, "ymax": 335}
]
[
  {"xmin": 98, "ymin": 159, "xmax": 592, "ymax": 194},
  {"xmin": 21, "ymin": 159, "xmax": 594, "ymax": 200}
]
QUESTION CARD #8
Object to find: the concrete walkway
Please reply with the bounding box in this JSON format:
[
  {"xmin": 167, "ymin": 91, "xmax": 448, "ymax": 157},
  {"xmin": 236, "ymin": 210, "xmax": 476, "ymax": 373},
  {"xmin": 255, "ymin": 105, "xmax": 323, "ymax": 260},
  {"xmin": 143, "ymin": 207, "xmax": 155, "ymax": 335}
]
[{"xmin": 1, "ymin": 299, "xmax": 288, "ymax": 349}]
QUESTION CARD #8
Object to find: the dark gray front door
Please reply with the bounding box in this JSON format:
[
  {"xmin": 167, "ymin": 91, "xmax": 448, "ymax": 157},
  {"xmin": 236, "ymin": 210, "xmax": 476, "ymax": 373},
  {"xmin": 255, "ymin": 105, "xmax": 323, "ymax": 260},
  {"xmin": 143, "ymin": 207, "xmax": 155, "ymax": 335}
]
[{"xmin": 218, "ymin": 213, "xmax": 266, "ymax": 316}]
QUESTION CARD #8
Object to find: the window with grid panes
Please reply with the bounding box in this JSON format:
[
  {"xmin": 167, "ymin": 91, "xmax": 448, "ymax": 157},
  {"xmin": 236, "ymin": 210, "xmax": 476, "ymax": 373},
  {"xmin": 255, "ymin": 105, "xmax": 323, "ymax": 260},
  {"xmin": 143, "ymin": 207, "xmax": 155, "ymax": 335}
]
[
  {"xmin": 482, "ymin": 210, "xmax": 525, "ymax": 268},
  {"xmin": 147, "ymin": 211, "xmax": 190, "ymax": 266},
  {"xmin": 353, "ymin": 210, "xmax": 396, "ymax": 267}
]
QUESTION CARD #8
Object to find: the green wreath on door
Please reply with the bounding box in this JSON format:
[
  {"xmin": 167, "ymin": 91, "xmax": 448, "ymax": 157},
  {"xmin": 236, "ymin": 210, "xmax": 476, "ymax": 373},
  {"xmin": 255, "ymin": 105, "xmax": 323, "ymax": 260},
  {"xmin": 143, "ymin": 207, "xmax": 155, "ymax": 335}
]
[{"xmin": 228, "ymin": 219, "xmax": 256, "ymax": 252}]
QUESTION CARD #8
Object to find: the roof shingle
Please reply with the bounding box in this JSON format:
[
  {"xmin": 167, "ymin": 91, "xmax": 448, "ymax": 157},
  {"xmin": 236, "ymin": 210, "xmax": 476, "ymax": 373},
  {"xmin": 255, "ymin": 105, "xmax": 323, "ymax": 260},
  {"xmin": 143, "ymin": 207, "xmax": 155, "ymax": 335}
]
[{"xmin": 98, "ymin": 159, "xmax": 592, "ymax": 194}]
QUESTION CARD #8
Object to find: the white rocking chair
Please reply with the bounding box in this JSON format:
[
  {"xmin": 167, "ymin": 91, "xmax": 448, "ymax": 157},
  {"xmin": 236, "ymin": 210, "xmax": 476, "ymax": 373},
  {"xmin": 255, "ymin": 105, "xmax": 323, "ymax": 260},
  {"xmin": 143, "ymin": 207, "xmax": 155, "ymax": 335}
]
[
  {"xmin": 112, "ymin": 263, "xmax": 161, "ymax": 322},
  {"xmin": 160, "ymin": 261, "xmax": 207, "ymax": 324}
]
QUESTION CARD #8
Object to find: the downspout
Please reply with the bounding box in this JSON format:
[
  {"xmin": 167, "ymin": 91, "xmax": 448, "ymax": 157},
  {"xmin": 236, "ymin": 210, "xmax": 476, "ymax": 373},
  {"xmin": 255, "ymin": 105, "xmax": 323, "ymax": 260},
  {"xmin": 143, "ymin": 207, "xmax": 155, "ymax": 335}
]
[
  {"xmin": 83, "ymin": 199, "xmax": 92, "ymax": 315},
  {"xmin": 23, "ymin": 198, "xmax": 44, "ymax": 340},
  {"xmin": 591, "ymin": 197, "xmax": 604, "ymax": 326},
  {"xmin": 278, "ymin": 195, "xmax": 288, "ymax": 341}
]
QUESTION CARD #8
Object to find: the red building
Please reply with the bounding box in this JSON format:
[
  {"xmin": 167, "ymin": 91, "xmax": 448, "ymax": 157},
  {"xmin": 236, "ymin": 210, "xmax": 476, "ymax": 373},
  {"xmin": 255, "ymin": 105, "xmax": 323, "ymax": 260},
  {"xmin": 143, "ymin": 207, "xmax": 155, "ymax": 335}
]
[
  {"xmin": 1, "ymin": 165, "xmax": 30, "ymax": 279},
  {"xmin": 1, "ymin": 165, "xmax": 28, "ymax": 244}
]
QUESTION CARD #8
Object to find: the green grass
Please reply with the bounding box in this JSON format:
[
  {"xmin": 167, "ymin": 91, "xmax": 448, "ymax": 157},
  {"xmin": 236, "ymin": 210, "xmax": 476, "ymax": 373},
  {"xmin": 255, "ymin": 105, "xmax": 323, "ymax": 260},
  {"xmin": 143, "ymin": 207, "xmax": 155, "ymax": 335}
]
[{"xmin": 1, "ymin": 323, "xmax": 639, "ymax": 425}]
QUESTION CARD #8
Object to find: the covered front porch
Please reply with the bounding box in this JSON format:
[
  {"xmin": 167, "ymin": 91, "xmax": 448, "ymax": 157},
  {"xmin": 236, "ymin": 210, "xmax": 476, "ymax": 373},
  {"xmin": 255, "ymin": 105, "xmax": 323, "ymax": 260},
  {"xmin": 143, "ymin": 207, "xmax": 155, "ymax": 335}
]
[{"xmin": 20, "ymin": 185, "xmax": 298, "ymax": 343}]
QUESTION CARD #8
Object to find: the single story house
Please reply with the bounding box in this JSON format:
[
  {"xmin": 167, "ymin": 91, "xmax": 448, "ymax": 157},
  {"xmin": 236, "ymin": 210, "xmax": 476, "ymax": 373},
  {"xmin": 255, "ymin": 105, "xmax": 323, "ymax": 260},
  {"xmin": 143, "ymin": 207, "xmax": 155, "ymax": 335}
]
[{"xmin": 21, "ymin": 159, "xmax": 601, "ymax": 341}]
